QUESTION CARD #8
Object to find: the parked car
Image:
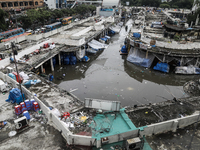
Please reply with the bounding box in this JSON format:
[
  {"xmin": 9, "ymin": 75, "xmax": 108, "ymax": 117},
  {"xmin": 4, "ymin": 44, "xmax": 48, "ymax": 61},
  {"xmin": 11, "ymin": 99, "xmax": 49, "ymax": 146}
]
[
  {"xmin": 26, "ymin": 30, "xmax": 34, "ymax": 35},
  {"xmin": 34, "ymin": 29, "xmax": 41, "ymax": 34}
]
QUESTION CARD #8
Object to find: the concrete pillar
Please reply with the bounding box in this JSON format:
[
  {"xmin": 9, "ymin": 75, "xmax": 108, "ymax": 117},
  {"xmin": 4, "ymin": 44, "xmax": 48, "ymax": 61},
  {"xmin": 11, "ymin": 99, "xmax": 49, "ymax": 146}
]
[
  {"xmin": 50, "ymin": 58, "xmax": 54, "ymax": 71},
  {"xmin": 172, "ymin": 120, "xmax": 179, "ymax": 132},
  {"xmin": 96, "ymin": 140, "xmax": 101, "ymax": 148},
  {"xmin": 146, "ymin": 51, "xmax": 148, "ymax": 59},
  {"xmin": 41, "ymin": 64, "xmax": 43, "ymax": 73},
  {"xmin": 58, "ymin": 53, "xmax": 61, "ymax": 65}
]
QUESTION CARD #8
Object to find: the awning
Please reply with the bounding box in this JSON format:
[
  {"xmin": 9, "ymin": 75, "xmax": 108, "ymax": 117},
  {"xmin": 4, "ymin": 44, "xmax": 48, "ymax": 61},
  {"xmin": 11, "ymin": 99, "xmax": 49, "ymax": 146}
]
[{"xmin": 88, "ymin": 39, "xmax": 108, "ymax": 50}]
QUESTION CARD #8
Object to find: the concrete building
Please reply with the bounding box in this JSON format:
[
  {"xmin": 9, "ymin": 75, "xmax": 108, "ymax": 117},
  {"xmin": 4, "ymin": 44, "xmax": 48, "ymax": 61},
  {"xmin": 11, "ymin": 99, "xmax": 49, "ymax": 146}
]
[
  {"xmin": 44, "ymin": 0, "xmax": 67, "ymax": 9},
  {"xmin": 0, "ymin": 0, "xmax": 44, "ymax": 11},
  {"xmin": 98, "ymin": 0, "xmax": 121, "ymax": 17}
]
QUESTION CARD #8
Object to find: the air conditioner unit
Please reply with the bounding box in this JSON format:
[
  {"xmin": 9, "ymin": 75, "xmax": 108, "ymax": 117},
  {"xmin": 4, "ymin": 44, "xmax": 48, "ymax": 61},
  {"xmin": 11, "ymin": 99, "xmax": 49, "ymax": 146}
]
[
  {"xmin": 4, "ymin": 43, "xmax": 11, "ymax": 50},
  {"xmin": 126, "ymin": 137, "xmax": 142, "ymax": 150},
  {"xmin": 6, "ymin": 67, "xmax": 13, "ymax": 74},
  {"xmin": 14, "ymin": 116, "xmax": 28, "ymax": 130},
  {"xmin": 101, "ymin": 137, "xmax": 109, "ymax": 144}
]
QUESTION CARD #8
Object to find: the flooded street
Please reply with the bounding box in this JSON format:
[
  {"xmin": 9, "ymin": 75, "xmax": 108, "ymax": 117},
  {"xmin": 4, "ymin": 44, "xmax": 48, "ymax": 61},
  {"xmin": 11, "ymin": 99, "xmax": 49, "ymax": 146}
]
[{"xmin": 47, "ymin": 20, "xmax": 199, "ymax": 107}]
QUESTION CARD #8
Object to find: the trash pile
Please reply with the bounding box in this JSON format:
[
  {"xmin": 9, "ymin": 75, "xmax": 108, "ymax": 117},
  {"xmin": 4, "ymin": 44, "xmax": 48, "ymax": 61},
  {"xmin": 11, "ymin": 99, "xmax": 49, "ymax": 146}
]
[{"xmin": 52, "ymin": 108, "xmax": 95, "ymax": 135}]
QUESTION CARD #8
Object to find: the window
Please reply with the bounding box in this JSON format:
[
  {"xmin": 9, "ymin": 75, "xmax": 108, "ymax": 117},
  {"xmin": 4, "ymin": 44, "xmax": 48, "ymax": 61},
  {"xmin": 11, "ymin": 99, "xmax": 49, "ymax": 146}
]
[
  {"xmin": 14, "ymin": 2, "xmax": 18, "ymax": 6},
  {"xmin": 8, "ymin": 2, "xmax": 13, "ymax": 7},
  {"xmin": 20, "ymin": 2, "xmax": 23, "ymax": 6},
  {"xmin": 25, "ymin": 2, "xmax": 28, "ymax": 6},
  {"xmin": 29, "ymin": 2, "xmax": 33, "ymax": 5},
  {"xmin": 35, "ymin": 1, "xmax": 38, "ymax": 5},
  {"xmin": 1, "ymin": 3, "xmax": 7, "ymax": 7}
]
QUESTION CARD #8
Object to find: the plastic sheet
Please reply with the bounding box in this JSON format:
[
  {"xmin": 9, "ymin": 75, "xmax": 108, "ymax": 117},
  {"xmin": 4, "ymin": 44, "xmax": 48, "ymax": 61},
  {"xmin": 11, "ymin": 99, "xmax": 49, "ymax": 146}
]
[
  {"xmin": 6, "ymin": 88, "xmax": 24, "ymax": 104},
  {"xmin": 127, "ymin": 48, "xmax": 155, "ymax": 68},
  {"xmin": 133, "ymin": 33, "xmax": 141, "ymax": 38},
  {"xmin": 175, "ymin": 65, "xmax": 200, "ymax": 74},
  {"xmin": 153, "ymin": 62, "xmax": 170, "ymax": 73},
  {"xmin": 88, "ymin": 39, "xmax": 108, "ymax": 50}
]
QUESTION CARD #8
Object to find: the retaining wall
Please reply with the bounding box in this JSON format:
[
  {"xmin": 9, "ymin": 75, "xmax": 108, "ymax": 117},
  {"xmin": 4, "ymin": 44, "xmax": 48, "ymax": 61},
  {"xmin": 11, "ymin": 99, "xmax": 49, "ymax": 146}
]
[{"xmin": 140, "ymin": 113, "xmax": 200, "ymax": 137}]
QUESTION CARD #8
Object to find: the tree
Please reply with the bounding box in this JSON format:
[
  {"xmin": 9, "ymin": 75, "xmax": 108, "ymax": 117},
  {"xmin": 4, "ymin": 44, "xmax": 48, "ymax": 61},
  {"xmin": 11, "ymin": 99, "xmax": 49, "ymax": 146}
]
[
  {"xmin": 0, "ymin": 9, "xmax": 8, "ymax": 31},
  {"xmin": 159, "ymin": 3, "xmax": 170, "ymax": 8}
]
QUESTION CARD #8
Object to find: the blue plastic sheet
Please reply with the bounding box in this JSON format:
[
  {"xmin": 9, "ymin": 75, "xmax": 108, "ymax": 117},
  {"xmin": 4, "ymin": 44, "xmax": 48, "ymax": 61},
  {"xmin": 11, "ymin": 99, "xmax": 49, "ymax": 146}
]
[
  {"xmin": 153, "ymin": 62, "xmax": 169, "ymax": 73},
  {"xmin": 121, "ymin": 45, "xmax": 128, "ymax": 54},
  {"xmin": 6, "ymin": 88, "xmax": 24, "ymax": 104},
  {"xmin": 133, "ymin": 33, "xmax": 141, "ymax": 38}
]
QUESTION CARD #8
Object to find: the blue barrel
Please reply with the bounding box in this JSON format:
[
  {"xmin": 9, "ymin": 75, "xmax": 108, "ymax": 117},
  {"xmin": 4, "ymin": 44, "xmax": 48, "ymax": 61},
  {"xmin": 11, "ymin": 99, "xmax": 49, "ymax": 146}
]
[
  {"xmin": 25, "ymin": 100, "xmax": 31, "ymax": 111},
  {"xmin": 49, "ymin": 75, "xmax": 54, "ymax": 81},
  {"xmin": 70, "ymin": 56, "xmax": 77, "ymax": 65},
  {"xmin": 30, "ymin": 99, "xmax": 35, "ymax": 110},
  {"xmin": 64, "ymin": 56, "xmax": 70, "ymax": 65},
  {"xmin": 23, "ymin": 111, "xmax": 31, "ymax": 120}
]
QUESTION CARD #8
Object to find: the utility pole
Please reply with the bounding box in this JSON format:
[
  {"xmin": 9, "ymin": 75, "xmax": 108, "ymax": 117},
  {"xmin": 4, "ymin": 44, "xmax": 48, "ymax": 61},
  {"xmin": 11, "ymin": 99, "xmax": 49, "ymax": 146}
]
[
  {"xmin": 11, "ymin": 42, "xmax": 24, "ymax": 101},
  {"xmin": 14, "ymin": 10, "xmax": 18, "ymax": 28}
]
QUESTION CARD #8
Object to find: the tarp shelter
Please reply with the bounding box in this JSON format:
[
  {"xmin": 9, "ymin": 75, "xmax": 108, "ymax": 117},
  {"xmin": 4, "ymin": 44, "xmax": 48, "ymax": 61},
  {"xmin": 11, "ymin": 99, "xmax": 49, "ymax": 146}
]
[
  {"xmin": 88, "ymin": 39, "xmax": 108, "ymax": 50},
  {"xmin": 127, "ymin": 47, "xmax": 155, "ymax": 68}
]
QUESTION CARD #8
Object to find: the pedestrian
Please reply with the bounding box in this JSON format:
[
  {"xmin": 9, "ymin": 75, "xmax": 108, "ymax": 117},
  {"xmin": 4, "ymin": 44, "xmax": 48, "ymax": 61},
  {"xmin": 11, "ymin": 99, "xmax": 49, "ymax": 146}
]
[{"xmin": 125, "ymin": 25, "xmax": 128, "ymax": 32}]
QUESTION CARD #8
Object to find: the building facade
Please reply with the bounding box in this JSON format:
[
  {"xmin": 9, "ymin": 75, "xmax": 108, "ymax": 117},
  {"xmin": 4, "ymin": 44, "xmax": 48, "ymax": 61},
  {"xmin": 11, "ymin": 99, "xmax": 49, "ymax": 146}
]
[{"xmin": 0, "ymin": 0, "xmax": 44, "ymax": 11}]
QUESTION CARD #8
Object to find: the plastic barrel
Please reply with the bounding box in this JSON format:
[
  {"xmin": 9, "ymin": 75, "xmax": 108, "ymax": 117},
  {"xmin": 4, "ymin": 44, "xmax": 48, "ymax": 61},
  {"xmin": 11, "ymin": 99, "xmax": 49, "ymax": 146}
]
[
  {"xmin": 23, "ymin": 111, "xmax": 31, "ymax": 120},
  {"xmin": 15, "ymin": 105, "xmax": 21, "ymax": 115},
  {"xmin": 20, "ymin": 102, "xmax": 27, "ymax": 113},
  {"xmin": 33, "ymin": 102, "xmax": 40, "ymax": 112},
  {"xmin": 25, "ymin": 100, "xmax": 31, "ymax": 111},
  {"xmin": 30, "ymin": 99, "xmax": 35, "ymax": 110}
]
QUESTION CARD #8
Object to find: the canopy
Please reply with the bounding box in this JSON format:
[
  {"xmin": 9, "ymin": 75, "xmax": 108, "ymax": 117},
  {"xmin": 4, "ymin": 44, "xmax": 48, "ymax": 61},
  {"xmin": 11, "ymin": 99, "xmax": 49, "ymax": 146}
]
[{"xmin": 88, "ymin": 39, "xmax": 108, "ymax": 50}]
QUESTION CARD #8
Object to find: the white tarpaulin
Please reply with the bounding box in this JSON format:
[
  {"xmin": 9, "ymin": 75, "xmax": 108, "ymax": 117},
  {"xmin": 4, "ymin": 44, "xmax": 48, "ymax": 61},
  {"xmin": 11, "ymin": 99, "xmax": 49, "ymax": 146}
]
[
  {"xmin": 109, "ymin": 25, "xmax": 121, "ymax": 33},
  {"xmin": 76, "ymin": 48, "xmax": 85, "ymax": 60},
  {"xmin": 88, "ymin": 39, "xmax": 108, "ymax": 50},
  {"xmin": 19, "ymin": 72, "xmax": 29, "ymax": 80}
]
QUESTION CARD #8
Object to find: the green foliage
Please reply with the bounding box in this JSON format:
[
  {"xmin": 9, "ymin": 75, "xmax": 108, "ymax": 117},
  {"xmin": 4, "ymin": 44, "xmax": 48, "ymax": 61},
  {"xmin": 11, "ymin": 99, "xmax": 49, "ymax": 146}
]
[
  {"xmin": 187, "ymin": 8, "xmax": 200, "ymax": 25},
  {"xmin": 0, "ymin": 9, "xmax": 8, "ymax": 31},
  {"xmin": 169, "ymin": 0, "xmax": 193, "ymax": 9},
  {"xmin": 159, "ymin": 3, "xmax": 170, "ymax": 8},
  {"xmin": 18, "ymin": 5, "xmax": 96, "ymax": 30},
  {"xmin": 174, "ymin": 35, "xmax": 180, "ymax": 41}
]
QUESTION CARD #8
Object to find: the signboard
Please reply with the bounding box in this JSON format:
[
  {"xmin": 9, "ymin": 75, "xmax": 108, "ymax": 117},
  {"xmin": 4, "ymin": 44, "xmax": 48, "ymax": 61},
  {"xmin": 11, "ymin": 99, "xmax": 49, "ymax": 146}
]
[
  {"xmin": 84, "ymin": 98, "xmax": 121, "ymax": 111},
  {"xmin": 140, "ymin": 43, "xmax": 148, "ymax": 50},
  {"xmin": 126, "ymin": 2, "xmax": 129, "ymax": 6}
]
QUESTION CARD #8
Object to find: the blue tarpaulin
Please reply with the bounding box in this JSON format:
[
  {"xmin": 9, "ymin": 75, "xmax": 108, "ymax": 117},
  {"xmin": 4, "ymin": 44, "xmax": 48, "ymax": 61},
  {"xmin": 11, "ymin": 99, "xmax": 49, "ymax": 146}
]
[
  {"xmin": 153, "ymin": 62, "xmax": 169, "ymax": 73},
  {"xmin": 109, "ymin": 30, "xmax": 115, "ymax": 35},
  {"xmin": 121, "ymin": 45, "xmax": 128, "ymax": 54},
  {"xmin": 6, "ymin": 88, "xmax": 24, "ymax": 104},
  {"xmin": 133, "ymin": 33, "xmax": 141, "ymax": 38},
  {"xmin": 100, "ymin": 37, "xmax": 108, "ymax": 41}
]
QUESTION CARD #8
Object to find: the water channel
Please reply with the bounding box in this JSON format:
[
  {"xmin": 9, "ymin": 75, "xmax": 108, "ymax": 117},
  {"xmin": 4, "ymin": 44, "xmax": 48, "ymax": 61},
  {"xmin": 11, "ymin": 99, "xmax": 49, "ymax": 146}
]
[{"xmin": 46, "ymin": 20, "xmax": 199, "ymax": 107}]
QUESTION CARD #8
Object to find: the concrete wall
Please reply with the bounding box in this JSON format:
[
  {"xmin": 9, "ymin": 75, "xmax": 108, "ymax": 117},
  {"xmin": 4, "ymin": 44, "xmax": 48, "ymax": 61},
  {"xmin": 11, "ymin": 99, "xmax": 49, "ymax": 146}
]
[
  {"xmin": 140, "ymin": 113, "xmax": 200, "ymax": 137},
  {"xmin": 69, "ymin": 134, "xmax": 95, "ymax": 146}
]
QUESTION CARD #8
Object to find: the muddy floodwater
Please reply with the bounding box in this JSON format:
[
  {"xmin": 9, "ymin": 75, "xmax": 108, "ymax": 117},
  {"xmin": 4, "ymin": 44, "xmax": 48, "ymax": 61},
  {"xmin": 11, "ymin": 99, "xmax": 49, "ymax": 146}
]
[{"xmin": 46, "ymin": 20, "xmax": 199, "ymax": 107}]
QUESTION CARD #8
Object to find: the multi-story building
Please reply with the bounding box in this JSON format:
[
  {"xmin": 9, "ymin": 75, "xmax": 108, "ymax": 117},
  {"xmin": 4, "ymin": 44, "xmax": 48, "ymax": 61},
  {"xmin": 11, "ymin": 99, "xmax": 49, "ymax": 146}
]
[
  {"xmin": 0, "ymin": 0, "xmax": 44, "ymax": 11},
  {"xmin": 44, "ymin": 0, "xmax": 67, "ymax": 9}
]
